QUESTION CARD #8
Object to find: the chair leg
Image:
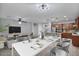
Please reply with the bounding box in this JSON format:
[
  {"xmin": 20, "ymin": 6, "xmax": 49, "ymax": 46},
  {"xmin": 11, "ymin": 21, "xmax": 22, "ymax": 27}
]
[{"xmin": 50, "ymin": 52, "xmax": 55, "ymax": 56}]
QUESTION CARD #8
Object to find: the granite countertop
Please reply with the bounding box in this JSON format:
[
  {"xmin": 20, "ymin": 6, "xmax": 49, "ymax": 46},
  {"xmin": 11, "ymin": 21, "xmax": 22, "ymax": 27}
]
[{"xmin": 72, "ymin": 32, "xmax": 79, "ymax": 36}]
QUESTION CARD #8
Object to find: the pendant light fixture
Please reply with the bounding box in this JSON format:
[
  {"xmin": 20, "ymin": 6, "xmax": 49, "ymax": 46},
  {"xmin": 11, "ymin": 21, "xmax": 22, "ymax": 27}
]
[{"xmin": 39, "ymin": 4, "xmax": 48, "ymax": 10}]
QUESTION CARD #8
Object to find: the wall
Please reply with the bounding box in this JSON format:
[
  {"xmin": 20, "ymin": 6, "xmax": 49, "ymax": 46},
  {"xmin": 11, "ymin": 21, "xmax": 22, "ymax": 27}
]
[
  {"xmin": 32, "ymin": 23, "xmax": 38, "ymax": 36},
  {"xmin": 0, "ymin": 17, "xmax": 41, "ymax": 37},
  {"xmin": 0, "ymin": 18, "xmax": 33, "ymax": 36},
  {"xmin": 38, "ymin": 24, "xmax": 43, "ymax": 36}
]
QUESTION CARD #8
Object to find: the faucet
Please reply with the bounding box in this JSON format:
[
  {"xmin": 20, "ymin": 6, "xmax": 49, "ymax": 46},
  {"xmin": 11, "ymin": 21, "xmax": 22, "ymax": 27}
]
[{"xmin": 27, "ymin": 35, "xmax": 31, "ymax": 42}]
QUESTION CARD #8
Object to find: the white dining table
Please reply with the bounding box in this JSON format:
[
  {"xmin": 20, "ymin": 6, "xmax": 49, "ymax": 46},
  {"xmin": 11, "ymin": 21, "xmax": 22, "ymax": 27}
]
[{"xmin": 12, "ymin": 36, "xmax": 60, "ymax": 56}]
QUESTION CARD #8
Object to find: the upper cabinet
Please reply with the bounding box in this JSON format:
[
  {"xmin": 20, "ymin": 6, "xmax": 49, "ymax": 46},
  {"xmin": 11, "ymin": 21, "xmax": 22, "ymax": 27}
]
[{"xmin": 75, "ymin": 17, "xmax": 79, "ymax": 29}]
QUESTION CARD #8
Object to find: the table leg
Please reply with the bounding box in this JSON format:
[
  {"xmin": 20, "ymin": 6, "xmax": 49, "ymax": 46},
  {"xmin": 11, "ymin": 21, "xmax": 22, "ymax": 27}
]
[{"xmin": 12, "ymin": 47, "xmax": 14, "ymax": 56}]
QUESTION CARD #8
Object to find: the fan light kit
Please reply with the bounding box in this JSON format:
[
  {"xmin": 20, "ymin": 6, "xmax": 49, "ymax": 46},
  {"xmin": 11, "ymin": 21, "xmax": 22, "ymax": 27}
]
[
  {"xmin": 64, "ymin": 16, "xmax": 67, "ymax": 18},
  {"xmin": 19, "ymin": 21, "xmax": 22, "ymax": 24},
  {"xmin": 18, "ymin": 18, "xmax": 22, "ymax": 24}
]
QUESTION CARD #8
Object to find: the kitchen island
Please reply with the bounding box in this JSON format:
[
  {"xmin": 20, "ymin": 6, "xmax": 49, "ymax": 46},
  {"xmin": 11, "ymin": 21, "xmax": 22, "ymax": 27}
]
[{"xmin": 12, "ymin": 36, "xmax": 60, "ymax": 56}]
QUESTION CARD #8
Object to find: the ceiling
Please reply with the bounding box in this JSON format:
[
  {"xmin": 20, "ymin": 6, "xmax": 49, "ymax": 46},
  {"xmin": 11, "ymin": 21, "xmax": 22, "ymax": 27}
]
[{"xmin": 0, "ymin": 3, "xmax": 79, "ymax": 23}]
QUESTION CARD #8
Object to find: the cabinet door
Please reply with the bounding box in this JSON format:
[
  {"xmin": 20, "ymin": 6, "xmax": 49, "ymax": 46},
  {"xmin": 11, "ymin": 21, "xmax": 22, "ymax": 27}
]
[{"xmin": 76, "ymin": 17, "xmax": 79, "ymax": 29}]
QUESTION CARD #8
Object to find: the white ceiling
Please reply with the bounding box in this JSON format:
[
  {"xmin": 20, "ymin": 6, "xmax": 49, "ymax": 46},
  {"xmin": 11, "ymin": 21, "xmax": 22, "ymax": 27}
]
[{"xmin": 0, "ymin": 3, "xmax": 79, "ymax": 23}]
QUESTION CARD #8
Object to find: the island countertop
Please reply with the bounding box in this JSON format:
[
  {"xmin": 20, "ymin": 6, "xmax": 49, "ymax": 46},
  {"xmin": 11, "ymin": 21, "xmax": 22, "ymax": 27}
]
[{"xmin": 12, "ymin": 36, "xmax": 60, "ymax": 56}]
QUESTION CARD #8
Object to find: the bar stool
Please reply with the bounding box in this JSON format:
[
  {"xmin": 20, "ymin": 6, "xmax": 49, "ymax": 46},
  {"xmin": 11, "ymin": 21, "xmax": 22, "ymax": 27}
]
[
  {"xmin": 56, "ymin": 38, "xmax": 71, "ymax": 53},
  {"xmin": 50, "ymin": 38, "xmax": 71, "ymax": 56},
  {"xmin": 50, "ymin": 47, "xmax": 68, "ymax": 56}
]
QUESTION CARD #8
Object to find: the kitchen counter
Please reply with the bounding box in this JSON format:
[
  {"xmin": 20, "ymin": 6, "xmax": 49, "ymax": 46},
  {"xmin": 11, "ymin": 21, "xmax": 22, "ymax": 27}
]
[
  {"xmin": 12, "ymin": 36, "xmax": 60, "ymax": 56},
  {"xmin": 72, "ymin": 32, "xmax": 79, "ymax": 36}
]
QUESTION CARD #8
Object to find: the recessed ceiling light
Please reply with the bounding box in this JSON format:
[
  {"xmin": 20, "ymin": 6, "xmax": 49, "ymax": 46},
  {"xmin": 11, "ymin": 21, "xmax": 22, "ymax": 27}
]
[
  {"xmin": 64, "ymin": 16, "xmax": 67, "ymax": 18},
  {"xmin": 63, "ymin": 16, "xmax": 69, "ymax": 20}
]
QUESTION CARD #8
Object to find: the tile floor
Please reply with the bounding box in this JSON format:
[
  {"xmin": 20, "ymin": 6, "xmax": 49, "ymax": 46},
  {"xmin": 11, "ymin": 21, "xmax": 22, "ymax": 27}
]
[{"xmin": 0, "ymin": 43, "xmax": 79, "ymax": 56}]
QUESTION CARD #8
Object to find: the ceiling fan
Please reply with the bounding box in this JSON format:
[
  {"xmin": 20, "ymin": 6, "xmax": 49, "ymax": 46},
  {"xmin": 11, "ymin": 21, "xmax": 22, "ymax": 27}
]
[
  {"xmin": 18, "ymin": 18, "xmax": 27, "ymax": 24},
  {"xmin": 6, "ymin": 16, "xmax": 28, "ymax": 24}
]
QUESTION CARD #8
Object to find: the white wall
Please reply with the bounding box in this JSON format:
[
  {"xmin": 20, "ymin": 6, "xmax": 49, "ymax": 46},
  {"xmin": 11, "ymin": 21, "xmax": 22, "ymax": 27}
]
[
  {"xmin": 38, "ymin": 24, "xmax": 43, "ymax": 36},
  {"xmin": 0, "ymin": 18, "xmax": 33, "ymax": 36},
  {"xmin": 32, "ymin": 23, "xmax": 38, "ymax": 36},
  {"xmin": 0, "ymin": 17, "xmax": 40, "ymax": 37}
]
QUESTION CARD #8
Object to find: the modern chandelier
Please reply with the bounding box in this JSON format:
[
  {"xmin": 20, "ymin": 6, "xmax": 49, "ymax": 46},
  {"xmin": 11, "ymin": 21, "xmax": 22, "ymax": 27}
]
[{"xmin": 39, "ymin": 4, "xmax": 48, "ymax": 10}]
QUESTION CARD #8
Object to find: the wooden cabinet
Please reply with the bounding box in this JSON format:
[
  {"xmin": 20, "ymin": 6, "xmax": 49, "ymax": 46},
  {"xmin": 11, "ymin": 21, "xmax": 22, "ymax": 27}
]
[
  {"xmin": 75, "ymin": 17, "xmax": 79, "ymax": 29},
  {"xmin": 72, "ymin": 35, "xmax": 79, "ymax": 47},
  {"xmin": 61, "ymin": 32, "xmax": 72, "ymax": 39}
]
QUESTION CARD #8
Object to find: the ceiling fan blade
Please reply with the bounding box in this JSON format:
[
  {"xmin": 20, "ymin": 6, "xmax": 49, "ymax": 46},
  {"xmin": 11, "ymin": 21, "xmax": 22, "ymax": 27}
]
[{"xmin": 21, "ymin": 21, "xmax": 27, "ymax": 23}]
